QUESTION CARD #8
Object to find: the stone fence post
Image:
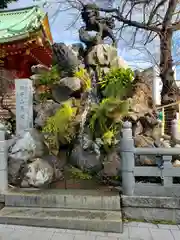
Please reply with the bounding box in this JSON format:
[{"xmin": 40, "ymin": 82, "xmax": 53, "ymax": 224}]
[
  {"xmin": 120, "ymin": 121, "xmax": 135, "ymax": 196},
  {"xmin": 0, "ymin": 124, "xmax": 8, "ymax": 192}
]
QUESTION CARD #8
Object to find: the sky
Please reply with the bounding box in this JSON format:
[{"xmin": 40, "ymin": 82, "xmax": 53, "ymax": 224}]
[
  {"xmin": 8, "ymin": 0, "xmax": 79, "ymax": 43},
  {"xmin": 7, "ymin": 0, "xmax": 180, "ymax": 79}
]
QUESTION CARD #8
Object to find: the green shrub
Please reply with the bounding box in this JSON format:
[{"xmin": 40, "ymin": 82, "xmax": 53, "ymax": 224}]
[
  {"xmin": 42, "ymin": 100, "xmax": 78, "ymax": 148},
  {"xmin": 89, "ymin": 97, "xmax": 129, "ymax": 146},
  {"xmin": 69, "ymin": 166, "xmax": 92, "ymax": 180},
  {"xmin": 39, "ymin": 92, "xmax": 52, "ymax": 101},
  {"xmin": 74, "ymin": 68, "xmax": 91, "ymax": 92},
  {"xmin": 39, "ymin": 65, "xmax": 60, "ymax": 85},
  {"xmin": 102, "ymin": 129, "xmax": 116, "ymax": 146},
  {"xmin": 100, "ymin": 68, "xmax": 134, "ymax": 99}
]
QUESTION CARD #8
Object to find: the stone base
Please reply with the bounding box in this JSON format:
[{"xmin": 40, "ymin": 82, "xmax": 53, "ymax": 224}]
[
  {"xmin": 4, "ymin": 189, "xmax": 120, "ymax": 210},
  {"xmin": 85, "ymin": 44, "xmax": 128, "ymax": 69},
  {"xmin": 0, "ymin": 189, "xmax": 122, "ymax": 233},
  {"xmin": 122, "ymin": 195, "xmax": 180, "ymax": 223},
  {"xmin": 0, "ymin": 207, "xmax": 123, "ymax": 233}
]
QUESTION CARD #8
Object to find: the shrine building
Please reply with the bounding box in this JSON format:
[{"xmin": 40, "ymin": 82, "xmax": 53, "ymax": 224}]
[{"xmin": 0, "ymin": 5, "xmax": 53, "ymax": 79}]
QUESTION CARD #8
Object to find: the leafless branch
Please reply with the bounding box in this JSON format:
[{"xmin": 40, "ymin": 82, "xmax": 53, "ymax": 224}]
[
  {"xmin": 65, "ymin": 12, "xmax": 81, "ymax": 30},
  {"xmin": 147, "ymin": 0, "xmax": 168, "ymax": 25},
  {"xmin": 162, "ymin": 0, "xmax": 178, "ymax": 28},
  {"xmin": 170, "ymin": 21, "xmax": 180, "ymax": 30}
]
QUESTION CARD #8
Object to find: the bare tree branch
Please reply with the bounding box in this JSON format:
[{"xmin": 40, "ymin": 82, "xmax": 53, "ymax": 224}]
[
  {"xmin": 147, "ymin": 0, "xmax": 168, "ymax": 25},
  {"xmin": 85, "ymin": 4, "xmax": 161, "ymax": 32},
  {"xmin": 42, "ymin": 0, "xmax": 180, "ymax": 101},
  {"xmin": 162, "ymin": 0, "xmax": 178, "ymax": 28},
  {"xmin": 170, "ymin": 21, "xmax": 180, "ymax": 30}
]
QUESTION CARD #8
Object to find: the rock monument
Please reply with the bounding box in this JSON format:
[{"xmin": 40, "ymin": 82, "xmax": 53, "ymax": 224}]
[
  {"xmin": 5, "ymin": 4, "xmax": 170, "ymax": 189},
  {"xmin": 15, "ymin": 79, "xmax": 33, "ymax": 134}
]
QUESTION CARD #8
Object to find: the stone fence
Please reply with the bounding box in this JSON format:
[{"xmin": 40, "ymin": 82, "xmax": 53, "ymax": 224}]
[{"xmin": 121, "ymin": 121, "xmax": 180, "ymax": 197}]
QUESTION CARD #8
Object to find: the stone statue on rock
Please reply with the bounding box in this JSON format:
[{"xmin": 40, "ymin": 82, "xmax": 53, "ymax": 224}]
[
  {"xmin": 79, "ymin": 3, "xmax": 127, "ymax": 86},
  {"xmin": 79, "ymin": 4, "xmax": 116, "ymax": 48}
]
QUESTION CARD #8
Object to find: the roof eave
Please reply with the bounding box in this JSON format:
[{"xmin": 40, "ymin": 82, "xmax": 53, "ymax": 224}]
[
  {"xmin": 0, "ymin": 32, "xmax": 30, "ymax": 43},
  {"xmin": 0, "ymin": 5, "xmax": 39, "ymax": 13}
]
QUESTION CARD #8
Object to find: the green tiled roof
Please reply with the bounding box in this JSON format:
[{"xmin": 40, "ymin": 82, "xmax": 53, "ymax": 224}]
[{"xmin": 0, "ymin": 6, "xmax": 46, "ymax": 43}]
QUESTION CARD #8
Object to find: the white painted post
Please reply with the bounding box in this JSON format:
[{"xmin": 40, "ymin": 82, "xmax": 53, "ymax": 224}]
[
  {"xmin": 152, "ymin": 66, "xmax": 162, "ymax": 106},
  {"xmin": 0, "ymin": 123, "xmax": 8, "ymax": 192},
  {"xmin": 15, "ymin": 79, "xmax": 33, "ymax": 134}
]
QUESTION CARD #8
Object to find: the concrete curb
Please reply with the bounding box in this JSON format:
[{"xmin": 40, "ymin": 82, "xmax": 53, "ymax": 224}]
[
  {"xmin": 0, "ymin": 207, "xmax": 123, "ymax": 233},
  {"xmin": 5, "ymin": 189, "xmax": 120, "ymax": 210},
  {"xmin": 122, "ymin": 195, "xmax": 180, "ymax": 223}
]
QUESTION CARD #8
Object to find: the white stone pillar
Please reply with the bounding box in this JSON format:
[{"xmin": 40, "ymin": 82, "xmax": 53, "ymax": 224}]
[
  {"xmin": 15, "ymin": 79, "xmax": 33, "ymax": 134},
  {"xmin": 152, "ymin": 66, "xmax": 162, "ymax": 106}
]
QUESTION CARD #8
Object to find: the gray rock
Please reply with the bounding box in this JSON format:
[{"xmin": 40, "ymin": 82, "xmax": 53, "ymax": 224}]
[
  {"xmin": 52, "ymin": 43, "xmax": 79, "ymax": 76},
  {"xmin": 24, "ymin": 158, "xmax": 54, "ymax": 187},
  {"xmin": 51, "ymin": 77, "xmax": 82, "ymax": 103},
  {"xmin": 132, "ymin": 121, "xmax": 143, "ymax": 136},
  {"xmin": 34, "ymin": 100, "xmax": 60, "ymax": 128},
  {"xmin": 51, "ymin": 84, "xmax": 74, "ymax": 103},
  {"xmin": 8, "ymin": 129, "xmax": 48, "ymax": 162},
  {"xmin": 8, "ymin": 158, "xmax": 25, "ymax": 185},
  {"xmin": 85, "ymin": 44, "xmax": 128, "ymax": 69},
  {"xmin": 81, "ymin": 133, "xmax": 93, "ymax": 150},
  {"xmin": 70, "ymin": 43, "xmax": 84, "ymax": 59},
  {"xmin": 69, "ymin": 144, "xmax": 103, "ymax": 173},
  {"xmin": 21, "ymin": 179, "xmax": 29, "ymax": 188},
  {"xmin": 7, "ymin": 139, "xmax": 16, "ymax": 149},
  {"xmin": 60, "ymin": 77, "xmax": 81, "ymax": 92},
  {"xmin": 134, "ymin": 135, "xmax": 157, "ymax": 166},
  {"xmin": 102, "ymin": 151, "xmax": 121, "ymax": 177},
  {"xmin": 43, "ymin": 155, "xmax": 64, "ymax": 181},
  {"xmin": 9, "ymin": 153, "xmax": 63, "ymax": 187},
  {"xmin": 56, "ymin": 150, "xmax": 68, "ymax": 169}
]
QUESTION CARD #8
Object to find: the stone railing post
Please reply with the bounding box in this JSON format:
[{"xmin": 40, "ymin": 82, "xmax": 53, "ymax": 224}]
[
  {"xmin": 120, "ymin": 121, "xmax": 135, "ymax": 196},
  {"xmin": 0, "ymin": 124, "xmax": 8, "ymax": 192}
]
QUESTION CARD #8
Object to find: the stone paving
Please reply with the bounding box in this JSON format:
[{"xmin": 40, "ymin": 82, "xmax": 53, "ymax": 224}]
[{"xmin": 0, "ymin": 222, "xmax": 180, "ymax": 240}]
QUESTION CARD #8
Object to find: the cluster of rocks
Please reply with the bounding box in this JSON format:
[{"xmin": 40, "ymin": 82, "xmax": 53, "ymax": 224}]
[
  {"xmin": 2, "ymin": 43, "xmax": 126, "ymax": 187},
  {"xmin": 8, "ymin": 129, "xmax": 63, "ymax": 187},
  {"xmin": 3, "ymin": 42, "xmax": 180, "ymax": 189},
  {"xmin": 2, "ymin": 3, "xmax": 180, "ymax": 189}
]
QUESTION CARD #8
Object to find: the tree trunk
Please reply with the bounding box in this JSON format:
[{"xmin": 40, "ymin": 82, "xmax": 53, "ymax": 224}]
[
  {"xmin": 159, "ymin": 29, "xmax": 178, "ymax": 134},
  {"xmin": 160, "ymin": 29, "xmax": 178, "ymax": 104}
]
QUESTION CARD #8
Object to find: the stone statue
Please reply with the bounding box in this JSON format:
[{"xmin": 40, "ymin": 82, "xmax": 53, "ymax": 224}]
[{"xmin": 79, "ymin": 4, "xmax": 116, "ymax": 48}]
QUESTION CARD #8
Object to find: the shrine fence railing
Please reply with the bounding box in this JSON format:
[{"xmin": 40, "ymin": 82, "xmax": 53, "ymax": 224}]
[{"xmin": 121, "ymin": 121, "xmax": 180, "ymax": 197}]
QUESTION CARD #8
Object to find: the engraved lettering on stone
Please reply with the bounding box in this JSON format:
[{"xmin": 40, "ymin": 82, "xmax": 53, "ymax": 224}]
[{"xmin": 15, "ymin": 79, "xmax": 33, "ymax": 134}]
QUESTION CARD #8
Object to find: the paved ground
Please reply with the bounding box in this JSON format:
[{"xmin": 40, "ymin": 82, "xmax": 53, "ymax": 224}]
[{"xmin": 0, "ymin": 222, "xmax": 180, "ymax": 240}]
